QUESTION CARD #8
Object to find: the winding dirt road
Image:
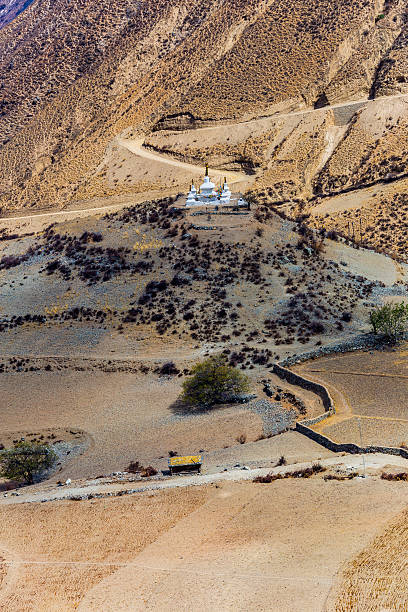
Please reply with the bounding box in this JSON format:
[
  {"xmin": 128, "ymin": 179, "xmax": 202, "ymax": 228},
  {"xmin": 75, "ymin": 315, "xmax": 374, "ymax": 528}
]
[
  {"xmin": 0, "ymin": 91, "xmax": 407, "ymax": 227},
  {"xmin": 117, "ymin": 138, "xmax": 246, "ymax": 185}
]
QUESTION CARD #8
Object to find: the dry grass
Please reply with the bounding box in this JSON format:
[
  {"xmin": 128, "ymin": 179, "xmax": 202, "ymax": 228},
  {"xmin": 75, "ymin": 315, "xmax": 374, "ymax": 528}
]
[
  {"xmin": 308, "ymin": 187, "xmax": 408, "ymax": 263},
  {"xmin": 0, "ymin": 487, "xmax": 209, "ymax": 610},
  {"xmin": 1, "ymin": 0, "xmax": 408, "ymax": 214},
  {"xmin": 2, "ymin": 478, "xmax": 408, "ymax": 610},
  {"xmin": 329, "ymin": 506, "xmax": 408, "ymax": 611}
]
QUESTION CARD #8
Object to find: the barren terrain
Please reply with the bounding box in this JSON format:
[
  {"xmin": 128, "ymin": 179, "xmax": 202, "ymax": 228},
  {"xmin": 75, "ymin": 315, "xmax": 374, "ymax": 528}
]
[
  {"xmin": 1, "ymin": 0, "xmax": 408, "ymax": 232},
  {"xmin": 2, "ymin": 473, "xmax": 408, "ymax": 611},
  {"xmin": 1, "ymin": 0, "xmax": 408, "ymax": 608}
]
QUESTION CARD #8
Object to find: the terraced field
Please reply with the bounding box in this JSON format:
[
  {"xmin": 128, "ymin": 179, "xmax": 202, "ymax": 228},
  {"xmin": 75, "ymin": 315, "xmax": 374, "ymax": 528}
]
[{"xmin": 296, "ymin": 346, "xmax": 408, "ymax": 447}]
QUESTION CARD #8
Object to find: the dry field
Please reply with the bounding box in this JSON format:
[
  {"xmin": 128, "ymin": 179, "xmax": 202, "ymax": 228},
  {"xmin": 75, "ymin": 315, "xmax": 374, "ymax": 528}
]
[
  {"xmin": 327, "ymin": 504, "xmax": 408, "ymax": 611},
  {"xmin": 296, "ymin": 346, "xmax": 408, "ymax": 447},
  {"xmin": 0, "ymin": 364, "xmax": 333, "ymax": 481},
  {"xmin": 1, "ymin": 477, "xmax": 408, "ymax": 611}
]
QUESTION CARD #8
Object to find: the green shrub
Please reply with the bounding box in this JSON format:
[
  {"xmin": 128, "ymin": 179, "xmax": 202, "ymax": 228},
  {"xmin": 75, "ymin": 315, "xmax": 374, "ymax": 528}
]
[
  {"xmin": 181, "ymin": 355, "xmax": 250, "ymax": 407},
  {"xmin": 369, "ymin": 302, "xmax": 408, "ymax": 342},
  {"xmin": 0, "ymin": 441, "xmax": 57, "ymax": 484}
]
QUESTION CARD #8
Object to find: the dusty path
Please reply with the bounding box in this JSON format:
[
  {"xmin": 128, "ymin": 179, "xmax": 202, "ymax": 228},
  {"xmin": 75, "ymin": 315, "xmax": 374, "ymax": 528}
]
[
  {"xmin": 2, "ymin": 451, "xmax": 408, "ymax": 507},
  {"xmin": 117, "ymin": 137, "xmax": 246, "ymax": 185},
  {"xmin": 1, "ymin": 92, "xmax": 407, "ymax": 227},
  {"xmin": 173, "ymin": 92, "xmax": 408, "ymax": 134}
]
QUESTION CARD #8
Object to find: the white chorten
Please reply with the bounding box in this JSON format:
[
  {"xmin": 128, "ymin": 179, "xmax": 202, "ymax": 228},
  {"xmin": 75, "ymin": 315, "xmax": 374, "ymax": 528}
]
[
  {"xmin": 199, "ymin": 164, "xmax": 216, "ymax": 198},
  {"xmin": 222, "ymin": 177, "xmax": 231, "ymax": 197},
  {"xmin": 185, "ymin": 183, "xmax": 198, "ymax": 207},
  {"xmin": 220, "ymin": 176, "xmax": 231, "ymax": 203}
]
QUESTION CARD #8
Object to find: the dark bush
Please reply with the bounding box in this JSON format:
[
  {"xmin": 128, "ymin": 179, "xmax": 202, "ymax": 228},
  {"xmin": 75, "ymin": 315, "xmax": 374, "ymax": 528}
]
[
  {"xmin": 159, "ymin": 361, "xmax": 179, "ymax": 376},
  {"xmin": 310, "ymin": 321, "xmax": 325, "ymax": 334}
]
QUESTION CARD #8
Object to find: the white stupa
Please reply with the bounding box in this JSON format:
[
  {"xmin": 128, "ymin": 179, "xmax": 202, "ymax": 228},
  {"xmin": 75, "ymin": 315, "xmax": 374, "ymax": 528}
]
[
  {"xmin": 222, "ymin": 178, "xmax": 231, "ymax": 197},
  {"xmin": 185, "ymin": 183, "xmax": 198, "ymax": 207},
  {"xmin": 199, "ymin": 164, "xmax": 216, "ymax": 198},
  {"xmin": 220, "ymin": 177, "xmax": 231, "ymax": 204}
]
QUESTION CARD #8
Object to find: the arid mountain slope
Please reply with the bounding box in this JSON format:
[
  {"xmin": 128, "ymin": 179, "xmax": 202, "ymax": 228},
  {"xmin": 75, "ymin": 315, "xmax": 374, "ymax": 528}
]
[
  {"xmin": 0, "ymin": 0, "xmax": 407, "ymax": 212},
  {"xmin": 0, "ymin": 0, "xmax": 34, "ymax": 30}
]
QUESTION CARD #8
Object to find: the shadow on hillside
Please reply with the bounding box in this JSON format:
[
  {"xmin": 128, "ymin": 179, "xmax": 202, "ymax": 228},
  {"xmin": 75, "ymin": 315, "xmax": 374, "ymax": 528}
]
[
  {"xmin": 169, "ymin": 397, "xmax": 218, "ymax": 417},
  {"xmin": 0, "ymin": 480, "xmax": 21, "ymax": 492}
]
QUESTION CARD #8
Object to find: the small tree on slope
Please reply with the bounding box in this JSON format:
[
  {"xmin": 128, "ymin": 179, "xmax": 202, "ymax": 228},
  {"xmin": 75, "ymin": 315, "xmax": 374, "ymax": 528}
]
[
  {"xmin": 0, "ymin": 442, "xmax": 57, "ymax": 484},
  {"xmin": 369, "ymin": 302, "xmax": 408, "ymax": 343},
  {"xmin": 182, "ymin": 355, "xmax": 250, "ymax": 407}
]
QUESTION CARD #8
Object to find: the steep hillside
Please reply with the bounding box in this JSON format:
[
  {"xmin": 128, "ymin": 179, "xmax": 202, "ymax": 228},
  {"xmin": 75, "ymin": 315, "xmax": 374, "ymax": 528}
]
[
  {"xmin": 0, "ymin": 197, "xmax": 405, "ymax": 362},
  {"xmin": 0, "ymin": 0, "xmax": 34, "ymax": 29},
  {"xmin": 0, "ymin": 0, "xmax": 407, "ymax": 214}
]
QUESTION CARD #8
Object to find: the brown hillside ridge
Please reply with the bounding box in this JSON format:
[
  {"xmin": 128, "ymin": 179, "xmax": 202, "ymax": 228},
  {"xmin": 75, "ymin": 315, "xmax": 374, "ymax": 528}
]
[
  {"xmin": 1, "ymin": 0, "xmax": 408, "ymax": 219},
  {"xmin": 0, "ymin": 0, "xmax": 34, "ymax": 30}
]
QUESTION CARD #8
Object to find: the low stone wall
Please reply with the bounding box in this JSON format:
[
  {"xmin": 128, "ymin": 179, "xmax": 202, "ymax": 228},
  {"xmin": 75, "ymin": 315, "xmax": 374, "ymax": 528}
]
[
  {"xmin": 280, "ymin": 333, "xmax": 381, "ymax": 368},
  {"xmin": 191, "ymin": 225, "xmax": 216, "ymax": 230},
  {"xmin": 300, "ymin": 412, "xmax": 333, "ymax": 427},
  {"xmin": 191, "ymin": 211, "xmax": 249, "ymax": 216},
  {"xmin": 296, "ymin": 421, "xmax": 408, "ymax": 459},
  {"xmin": 272, "ymin": 363, "xmax": 335, "ymax": 413},
  {"xmin": 274, "ymin": 338, "xmax": 408, "ymax": 460}
]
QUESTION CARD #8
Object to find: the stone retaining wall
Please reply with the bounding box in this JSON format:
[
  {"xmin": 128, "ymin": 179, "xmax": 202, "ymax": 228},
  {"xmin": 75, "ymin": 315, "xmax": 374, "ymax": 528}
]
[
  {"xmin": 280, "ymin": 333, "xmax": 381, "ymax": 368},
  {"xmin": 273, "ymin": 363, "xmax": 335, "ymax": 413},
  {"xmin": 296, "ymin": 421, "xmax": 408, "ymax": 459},
  {"xmin": 299, "ymin": 411, "xmax": 333, "ymax": 427},
  {"xmin": 273, "ymin": 341, "xmax": 408, "ymax": 461},
  {"xmin": 191, "ymin": 211, "xmax": 249, "ymax": 216}
]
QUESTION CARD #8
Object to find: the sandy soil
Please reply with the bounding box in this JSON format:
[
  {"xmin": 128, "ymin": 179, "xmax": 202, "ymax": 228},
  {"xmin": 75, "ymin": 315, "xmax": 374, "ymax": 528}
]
[
  {"xmin": 0, "ymin": 371, "xmax": 271, "ymax": 479},
  {"xmin": 0, "ymin": 486, "xmax": 209, "ymax": 611},
  {"xmin": 309, "ymin": 179, "xmax": 408, "ymax": 218},
  {"xmin": 1, "ymin": 476, "xmax": 408, "ymax": 611},
  {"xmin": 322, "ymin": 240, "xmax": 406, "ymax": 285}
]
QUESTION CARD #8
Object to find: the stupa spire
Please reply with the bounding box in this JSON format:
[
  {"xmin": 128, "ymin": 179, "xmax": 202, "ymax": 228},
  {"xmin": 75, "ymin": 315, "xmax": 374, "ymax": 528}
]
[{"xmin": 205, "ymin": 163, "xmax": 209, "ymax": 176}]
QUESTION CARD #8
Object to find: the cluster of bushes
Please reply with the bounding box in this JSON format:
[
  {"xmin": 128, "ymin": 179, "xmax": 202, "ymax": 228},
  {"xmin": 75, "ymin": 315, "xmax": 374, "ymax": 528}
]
[
  {"xmin": 126, "ymin": 460, "xmax": 158, "ymax": 477},
  {"xmin": 181, "ymin": 355, "xmax": 250, "ymax": 407},
  {"xmin": 323, "ymin": 472, "xmax": 358, "ymax": 481},
  {"xmin": 0, "ymin": 307, "xmax": 110, "ymax": 333},
  {"xmin": 0, "ymin": 313, "xmax": 46, "ymax": 332},
  {"xmin": 0, "ymin": 247, "xmax": 36, "ymax": 270},
  {"xmin": 253, "ymin": 462, "xmax": 326, "ymax": 483},
  {"xmin": 381, "ymin": 472, "xmax": 408, "ymax": 481}
]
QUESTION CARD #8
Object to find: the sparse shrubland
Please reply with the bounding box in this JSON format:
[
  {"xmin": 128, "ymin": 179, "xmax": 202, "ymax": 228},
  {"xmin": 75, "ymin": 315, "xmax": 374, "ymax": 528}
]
[{"xmin": 253, "ymin": 462, "xmax": 326, "ymax": 483}]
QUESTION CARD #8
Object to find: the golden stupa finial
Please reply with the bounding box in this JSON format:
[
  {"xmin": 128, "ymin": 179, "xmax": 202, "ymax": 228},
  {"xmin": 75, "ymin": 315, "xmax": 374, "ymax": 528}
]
[{"xmin": 205, "ymin": 163, "xmax": 209, "ymax": 176}]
